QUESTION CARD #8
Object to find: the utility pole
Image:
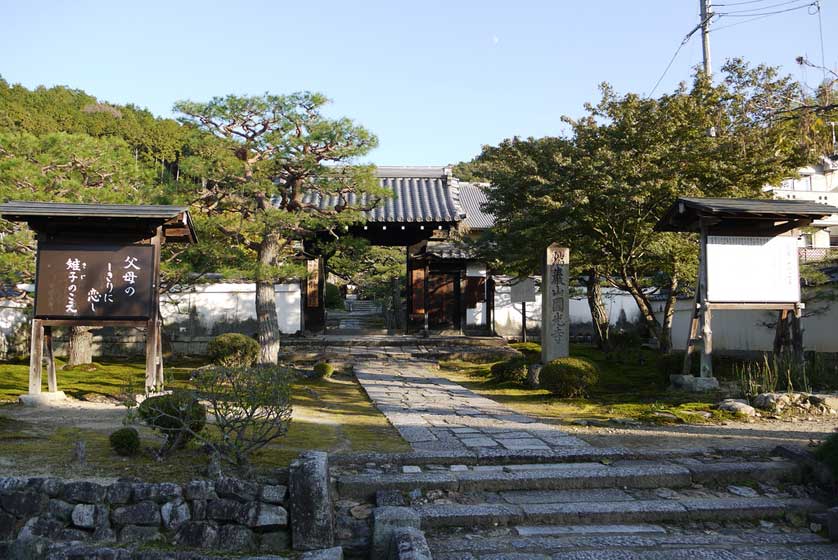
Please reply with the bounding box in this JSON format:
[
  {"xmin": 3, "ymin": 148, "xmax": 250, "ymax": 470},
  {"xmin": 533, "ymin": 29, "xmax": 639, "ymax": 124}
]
[{"xmin": 699, "ymin": 0, "xmax": 713, "ymax": 78}]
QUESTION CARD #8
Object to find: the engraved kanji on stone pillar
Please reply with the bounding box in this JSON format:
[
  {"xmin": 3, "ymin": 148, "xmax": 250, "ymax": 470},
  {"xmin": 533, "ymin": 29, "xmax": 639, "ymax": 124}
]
[{"xmin": 541, "ymin": 244, "xmax": 570, "ymax": 364}]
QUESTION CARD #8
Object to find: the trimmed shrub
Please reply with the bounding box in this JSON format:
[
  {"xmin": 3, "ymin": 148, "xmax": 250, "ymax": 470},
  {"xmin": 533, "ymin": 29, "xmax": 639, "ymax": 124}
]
[
  {"xmin": 313, "ymin": 361, "xmax": 334, "ymax": 378},
  {"xmin": 325, "ymin": 282, "xmax": 344, "ymax": 310},
  {"xmin": 815, "ymin": 431, "xmax": 838, "ymax": 478},
  {"xmin": 510, "ymin": 342, "xmax": 542, "ymax": 365},
  {"xmin": 206, "ymin": 333, "xmax": 259, "ymax": 367},
  {"xmin": 490, "ymin": 356, "xmax": 528, "ymax": 383},
  {"xmin": 539, "ymin": 357, "xmax": 600, "ymax": 397},
  {"xmin": 192, "ymin": 365, "xmax": 293, "ymax": 470},
  {"xmin": 109, "ymin": 427, "xmax": 140, "ymax": 457},
  {"xmin": 138, "ymin": 391, "xmax": 206, "ymax": 452}
]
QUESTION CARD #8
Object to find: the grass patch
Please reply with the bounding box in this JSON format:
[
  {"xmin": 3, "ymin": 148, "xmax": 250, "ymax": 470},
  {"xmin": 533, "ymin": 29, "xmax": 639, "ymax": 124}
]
[
  {"xmin": 0, "ymin": 359, "xmax": 408, "ymax": 480},
  {"xmin": 439, "ymin": 343, "xmax": 736, "ymax": 426}
]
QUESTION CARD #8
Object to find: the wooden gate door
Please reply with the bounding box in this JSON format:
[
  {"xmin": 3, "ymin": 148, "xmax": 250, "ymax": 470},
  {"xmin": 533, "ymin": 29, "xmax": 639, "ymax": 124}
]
[{"xmin": 428, "ymin": 272, "xmax": 460, "ymax": 329}]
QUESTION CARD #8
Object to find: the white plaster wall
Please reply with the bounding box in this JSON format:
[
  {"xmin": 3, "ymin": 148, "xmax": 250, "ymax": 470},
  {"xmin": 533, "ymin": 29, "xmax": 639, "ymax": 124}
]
[
  {"xmin": 492, "ymin": 280, "xmax": 643, "ymax": 337},
  {"xmin": 652, "ymin": 296, "xmax": 838, "ymax": 353},
  {"xmin": 162, "ymin": 282, "xmax": 301, "ymax": 335}
]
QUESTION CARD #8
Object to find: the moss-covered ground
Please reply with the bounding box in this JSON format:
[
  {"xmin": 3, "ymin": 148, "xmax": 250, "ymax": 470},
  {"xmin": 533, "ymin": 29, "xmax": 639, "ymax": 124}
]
[
  {"xmin": 0, "ymin": 358, "xmax": 408, "ymax": 481},
  {"xmin": 439, "ymin": 343, "xmax": 740, "ymax": 426}
]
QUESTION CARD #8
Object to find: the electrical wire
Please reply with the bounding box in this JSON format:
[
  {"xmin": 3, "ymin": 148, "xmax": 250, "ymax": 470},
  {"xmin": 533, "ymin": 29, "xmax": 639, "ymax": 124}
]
[
  {"xmin": 715, "ymin": 1, "xmax": 817, "ymax": 17},
  {"xmin": 815, "ymin": 1, "xmax": 828, "ymax": 87},
  {"xmin": 714, "ymin": 0, "xmax": 810, "ymax": 13},
  {"xmin": 715, "ymin": 0, "xmax": 787, "ymax": 6}
]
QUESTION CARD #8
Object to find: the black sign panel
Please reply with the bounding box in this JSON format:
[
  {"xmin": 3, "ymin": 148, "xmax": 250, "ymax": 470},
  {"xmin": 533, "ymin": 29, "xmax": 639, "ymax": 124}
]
[{"xmin": 34, "ymin": 242, "xmax": 154, "ymax": 320}]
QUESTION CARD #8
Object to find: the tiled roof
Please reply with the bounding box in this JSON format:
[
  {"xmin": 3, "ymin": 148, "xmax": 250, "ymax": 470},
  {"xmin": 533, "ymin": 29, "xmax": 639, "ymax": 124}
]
[
  {"xmin": 458, "ymin": 183, "xmax": 495, "ymax": 230},
  {"xmin": 299, "ymin": 167, "xmax": 465, "ymax": 224},
  {"xmin": 657, "ymin": 196, "xmax": 838, "ymax": 232}
]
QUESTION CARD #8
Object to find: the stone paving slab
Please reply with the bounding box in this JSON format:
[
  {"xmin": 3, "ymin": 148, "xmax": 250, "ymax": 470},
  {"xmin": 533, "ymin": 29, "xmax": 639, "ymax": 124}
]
[{"xmin": 353, "ymin": 358, "xmax": 590, "ymax": 453}]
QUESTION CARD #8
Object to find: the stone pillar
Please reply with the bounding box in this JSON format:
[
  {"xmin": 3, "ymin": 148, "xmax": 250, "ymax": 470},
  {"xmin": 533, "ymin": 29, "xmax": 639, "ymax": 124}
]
[
  {"xmin": 541, "ymin": 244, "xmax": 570, "ymax": 364},
  {"xmin": 290, "ymin": 451, "xmax": 334, "ymax": 551}
]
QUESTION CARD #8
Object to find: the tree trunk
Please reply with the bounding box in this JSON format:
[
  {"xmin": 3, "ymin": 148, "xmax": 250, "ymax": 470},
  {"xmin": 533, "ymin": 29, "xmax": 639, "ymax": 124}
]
[
  {"xmin": 585, "ymin": 270, "xmax": 610, "ymax": 350},
  {"xmin": 620, "ymin": 272, "xmax": 663, "ymax": 345},
  {"xmin": 67, "ymin": 326, "xmax": 93, "ymax": 366},
  {"xmin": 256, "ymin": 233, "xmax": 281, "ymax": 365},
  {"xmin": 773, "ymin": 311, "xmax": 789, "ymax": 356},
  {"xmin": 659, "ymin": 275, "xmax": 678, "ymax": 354}
]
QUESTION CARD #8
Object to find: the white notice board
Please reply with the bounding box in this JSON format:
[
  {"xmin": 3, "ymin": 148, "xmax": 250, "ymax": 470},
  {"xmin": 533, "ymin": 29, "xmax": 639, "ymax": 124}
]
[{"xmin": 706, "ymin": 236, "xmax": 800, "ymax": 303}]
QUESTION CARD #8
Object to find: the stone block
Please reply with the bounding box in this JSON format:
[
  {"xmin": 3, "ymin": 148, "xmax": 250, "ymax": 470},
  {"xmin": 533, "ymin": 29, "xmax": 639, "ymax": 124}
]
[
  {"xmin": 111, "ymin": 501, "xmax": 160, "ymax": 527},
  {"xmin": 259, "ymin": 529, "xmax": 291, "ymax": 553},
  {"xmin": 18, "ymin": 391, "xmax": 67, "ymax": 407},
  {"xmin": 191, "ymin": 499, "xmax": 207, "ymax": 521},
  {"xmin": 118, "ymin": 524, "xmax": 161, "ymax": 543},
  {"xmin": 105, "ymin": 482, "xmax": 133, "ymax": 505},
  {"xmin": 206, "ymin": 498, "xmax": 243, "ymax": 522},
  {"xmin": 71, "ymin": 504, "xmax": 96, "ymax": 528},
  {"xmin": 41, "ymin": 479, "xmax": 64, "ymax": 498},
  {"xmin": 376, "ymin": 490, "xmax": 406, "ymax": 507},
  {"xmin": 669, "ymin": 374, "xmax": 720, "ymax": 392},
  {"xmin": 62, "ymin": 481, "xmax": 106, "ymax": 504},
  {"xmin": 290, "ymin": 451, "xmax": 334, "ymax": 551},
  {"xmin": 240, "ymin": 503, "xmax": 288, "ymax": 528},
  {"xmin": 215, "ymin": 477, "xmax": 258, "ymax": 502},
  {"xmin": 260, "ymin": 484, "xmax": 288, "ymax": 504},
  {"xmin": 174, "ymin": 520, "xmax": 218, "ymax": 549},
  {"xmin": 372, "ymin": 507, "xmax": 421, "ymax": 559},
  {"xmin": 217, "ymin": 524, "xmax": 256, "ymax": 552},
  {"xmin": 184, "ymin": 480, "xmax": 215, "ymax": 501},
  {"xmin": 131, "ymin": 482, "xmax": 182, "ymax": 503},
  {"xmin": 390, "ymin": 526, "xmax": 432, "ymax": 560},
  {"xmin": 1, "ymin": 491, "xmax": 47, "ymax": 517},
  {"xmin": 300, "ymin": 546, "xmax": 344, "ymax": 560},
  {"xmin": 0, "ymin": 511, "xmax": 16, "ymax": 540},
  {"xmin": 827, "ymin": 507, "xmax": 838, "ymax": 542},
  {"xmin": 160, "ymin": 499, "xmax": 191, "ymax": 530}
]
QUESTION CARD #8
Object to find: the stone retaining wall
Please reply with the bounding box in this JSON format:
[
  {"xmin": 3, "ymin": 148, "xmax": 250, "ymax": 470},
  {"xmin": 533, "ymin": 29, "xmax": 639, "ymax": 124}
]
[{"xmin": 0, "ymin": 476, "xmax": 290, "ymax": 554}]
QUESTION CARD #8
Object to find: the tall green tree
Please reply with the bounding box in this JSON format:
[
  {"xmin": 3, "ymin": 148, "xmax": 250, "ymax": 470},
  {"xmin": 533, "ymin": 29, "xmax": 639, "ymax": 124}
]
[
  {"xmin": 470, "ymin": 60, "xmax": 809, "ymax": 352},
  {"xmin": 174, "ymin": 93, "xmax": 382, "ymax": 363}
]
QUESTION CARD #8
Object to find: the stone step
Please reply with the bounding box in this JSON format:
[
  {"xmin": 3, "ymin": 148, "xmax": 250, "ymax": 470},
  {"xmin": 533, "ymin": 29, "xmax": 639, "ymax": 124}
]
[
  {"xmin": 336, "ymin": 460, "xmax": 800, "ymax": 500},
  {"xmin": 414, "ymin": 495, "xmax": 825, "ymax": 529},
  {"xmin": 428, "ymin": 525, "xmax": 837, "ymax": 560}
]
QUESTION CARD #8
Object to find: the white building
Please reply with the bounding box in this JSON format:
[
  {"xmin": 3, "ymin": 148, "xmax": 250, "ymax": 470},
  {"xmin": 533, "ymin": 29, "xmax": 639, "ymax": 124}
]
[{"xmin": 770, "ymin": 155, "xmax": 838, "ymax": 254}]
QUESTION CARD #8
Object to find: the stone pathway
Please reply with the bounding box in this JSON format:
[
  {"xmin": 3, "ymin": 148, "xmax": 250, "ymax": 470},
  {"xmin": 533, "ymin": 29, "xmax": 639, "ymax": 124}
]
[{"xmin": 353, "ymin": 358, "xmax": 590, "ymax": 452}]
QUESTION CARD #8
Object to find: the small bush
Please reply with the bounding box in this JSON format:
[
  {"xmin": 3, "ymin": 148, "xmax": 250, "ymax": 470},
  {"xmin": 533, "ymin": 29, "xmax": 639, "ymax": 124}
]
[
  {"xmin": 510, "ymin": 342, "xmax": 541, "ymax": 364},
  {"xmin": 138, "ymin": 392, "xmax": 206, "ymax": 452},
  {"xmin": 815, "ymin": 431, "xmax": 838, "ymax": 478},
  {"xmin": 325, "ymin": 283, "xmax": 344, "ymax": 310},
  {"xmin": 206, "ymin": 333, "xmax": 259, "ymax": 367},
  {"xmin": 109, "ymin": 427, "xmax": 140, "ymax": 456},
  {"xmin": 539, "ymin": 357, "xmax": 600, "ymax": 397},
  {"xmin": 192, "ymin": 365, "xmax": 294, "ymax": 471},
  {"xmin": 313, "ymin": 362, "xmax": 335, "ymax": 378},
  {"xmin": 490, "ymin": 356, "xmax": 528, "ymax": 383}
]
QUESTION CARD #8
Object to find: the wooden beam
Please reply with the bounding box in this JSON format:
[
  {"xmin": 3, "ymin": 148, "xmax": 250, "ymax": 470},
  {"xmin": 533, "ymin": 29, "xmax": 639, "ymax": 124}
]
[
  {"xmin": 44, "ymin": 326, "xmax": 57, "ymax": 393},
  {"xmin": 145, "ymin": 227, "xmax": 162, "ymax": 392},
  {"xmin": 706, "ymin": 302, "xmax": 798, "ymax": 310},
  {"xmin": 28, "ymin": 318, "xmax": 43, "ymax": 395}
]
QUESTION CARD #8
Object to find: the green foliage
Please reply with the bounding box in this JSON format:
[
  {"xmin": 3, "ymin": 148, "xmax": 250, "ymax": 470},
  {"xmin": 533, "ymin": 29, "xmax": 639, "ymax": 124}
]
[
  {"xmin": 735, "ymin": 353, "xmax": 815, "ymax": 397},
  {"xmin": 322, "ymin": 237, "xmax": 405, "ymax": 300},
  {"xmin": 470, "ymin": 60, "xmax": 811, "ymax": 351},
  {"xmin": 814, "ymin": 431, "xmax": 838, "ymax": 478},
  {"xmin": 325, "ymin": 283, "xmax": 343, "ymax": 310},
  {"xmin": 490, "ymin": 356, "xmax": 528, "ymax": 383},
  {"xmin": 138, "ymin": 392, "xmax": 207, "ymax": 452},
  {"xmin": 206, "ymin": 333, "xmax": 259, "ymax": 367},
  {"xmin": 313, "ymin": 361, "xmax": 335, "ymax": 379},
  {"xmin": 539, "ymin": 357, "xmax": 600, "ymax": 397},
  {"xmin": 510, "ymin": 342, "xmax": 541, "ymax": 365},
  {"xmin": 191, "ymin": 365, "xmax": 294, "ymax": 471},
  {"xmin": 109, "ymin": 427, "xmax": 140, "ymax": 457}
]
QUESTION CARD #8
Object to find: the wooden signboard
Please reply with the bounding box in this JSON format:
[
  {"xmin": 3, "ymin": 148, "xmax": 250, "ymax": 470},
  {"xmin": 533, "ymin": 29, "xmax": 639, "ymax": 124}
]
[
  {"xmin": 0, "ymin": 202, "xmax": 196, "ymax": 403},
  {"xmin": 35, "ymin": 243, "xmax": 155, "ymax": 320}
]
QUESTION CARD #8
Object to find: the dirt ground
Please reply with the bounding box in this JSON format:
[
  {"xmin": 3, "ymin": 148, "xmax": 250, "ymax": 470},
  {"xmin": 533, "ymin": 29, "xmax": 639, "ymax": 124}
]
[{"xmin": 570, "ymin": 415, "xmax": 838, "ymax": 454}]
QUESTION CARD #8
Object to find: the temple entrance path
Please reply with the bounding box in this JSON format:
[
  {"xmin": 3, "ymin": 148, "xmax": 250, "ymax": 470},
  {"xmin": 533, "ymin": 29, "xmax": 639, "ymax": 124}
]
[{"xmin": 353, "ymin": 357, "xmax": 591, "ymax": 452}]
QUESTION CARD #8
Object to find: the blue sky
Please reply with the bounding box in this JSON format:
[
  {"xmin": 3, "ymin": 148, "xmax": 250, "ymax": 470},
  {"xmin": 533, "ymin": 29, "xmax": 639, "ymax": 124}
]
[{"xmin": 2, "ymin": 1, "xmax": 836, "ymax": 166}]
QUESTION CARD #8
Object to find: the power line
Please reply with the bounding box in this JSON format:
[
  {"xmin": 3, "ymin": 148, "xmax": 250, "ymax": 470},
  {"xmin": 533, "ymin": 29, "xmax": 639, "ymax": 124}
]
[
  {"xmin": 714, "ymin": 0, "xmax": 808, "ymax": 13},
  {"xmin": 715, "ymin": 1, "xmax": 817, "ymax": 17},
  {"xmin": 715, "ymin": 0, "xmax": 785, "ymax": 6}
]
